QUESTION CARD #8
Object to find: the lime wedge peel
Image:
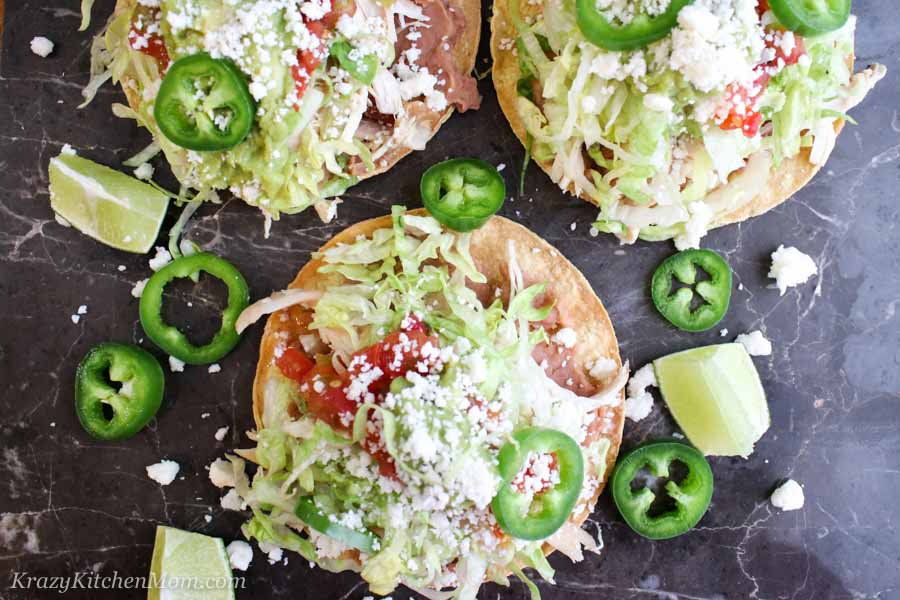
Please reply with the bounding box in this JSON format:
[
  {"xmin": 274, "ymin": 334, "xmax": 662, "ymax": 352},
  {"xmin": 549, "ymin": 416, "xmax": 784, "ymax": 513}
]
[
  {"xmin": 653, "ymin": 343, "xmax": 770, "ymax": 458},
  {"xmin": 148, "ymin": 526, "xmax": 236, "ymax": 600},
  {"xmin": 49, "ymin": 152, "xmax": 169, "ymax": 254}
]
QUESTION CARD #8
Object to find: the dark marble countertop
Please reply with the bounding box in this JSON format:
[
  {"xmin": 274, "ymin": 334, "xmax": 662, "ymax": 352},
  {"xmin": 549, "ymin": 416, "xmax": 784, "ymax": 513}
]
[{"xmin": 1, "ymin": 1, "xmax": 898, "ymax": 598}]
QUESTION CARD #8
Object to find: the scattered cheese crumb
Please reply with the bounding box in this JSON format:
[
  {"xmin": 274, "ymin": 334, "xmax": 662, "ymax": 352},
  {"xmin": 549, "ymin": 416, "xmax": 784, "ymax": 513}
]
[
  {"xmin": 220, "ymin": 489, "xmax": 245, "ymax": 511},
  {"xmin": 77, "ymin": 305, "xmax": 88, "ymax": 315},
  {"xmin": 226, "ymin": 540, "xmax": 253, "ymax": 571},
  {"xmin": 201, "ymin": 412, "xmax": 211, "ymax": 419},
  {"xmin": 60, "ymin": 144, "xmax": 76, "ymax": 156},
  {"xmin": 719, "ymin": 328, "xmax": 729, "ymax": 337},
  {"xmin": 496, "ymin": 163, "xmax": 506, "ymax": 172},
  {"xmin": 735, "ymin": 330, "xmax": 772, "ymax": 356},
  {"xmin": 134, "ymin": 162, "xmax": 154, "ymax": 181},
  {"xmin": 624, "ymin": 364, "xmax": 657, "ymax": 422},
  {"xmin": 146, "ymin": 460, "xmax": 180, "ymax": 486},
  {"xmin": 204, "ymin": 515, "xmax": 213, "ymax": 523},
  {"xmin": 768, "ymin": 245, "xmax": 818, "ymax": 296},
  {"xmin": 70, "ymin": 314, "xmax": 80, "ymax": 325},
  {"xmin": 551, "ymin": 327, "xmax": 578, "ymax": 349},
  {"xmin": 131, "ymin": 278, "xmax": 148, "ymax": 298},
  {"xmin": 770, "ymin": 479, "xmax": 805, "ymax": 511},
  {"xmin": 149, "ymin": 246, "xmax": 173, "ymax": 272},
  {"xmin": 208, "ymin": 363, "xmax": 222, "ymax": 374},
  {"xmin": 168, "ymin": 356, "xmax": 185, "ymax": 372},
  {"xmin": 117, "ymin": 265, "xmax": 127, "ymax": 272},
  {"xmin": 208, "ymin": 459, "xmax": 235, "ymax": 488},
  {"xmin": 266, "ymin": 547, "xmax": 284, "ymax": 565},
  {"xmin": 30, "ymin": 36, "xmax": 55, "ymax": 58},
  {"xmin": 214, "ymin": 426, "xmax": 229, "ymax": 442}
]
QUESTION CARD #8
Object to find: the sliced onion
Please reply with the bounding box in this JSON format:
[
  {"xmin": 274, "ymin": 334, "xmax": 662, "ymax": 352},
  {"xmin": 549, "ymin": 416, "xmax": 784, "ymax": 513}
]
[{"xmin": 235, "ymin": 289, "xmax": 323, "ymax": 334}]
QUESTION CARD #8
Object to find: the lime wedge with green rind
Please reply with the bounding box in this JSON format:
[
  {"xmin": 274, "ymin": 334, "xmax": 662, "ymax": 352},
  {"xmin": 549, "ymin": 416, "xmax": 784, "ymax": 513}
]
[
  {"xmin": 148, "ymin": 526, "xmax": 236, "ymax": 600},
  {"xmin": 653, "ymin": 343, "xmax": 769, "ymax": 458},
  {"xmin": 49, "ymin": 153, "xmax": 169, "ymax": 253}
]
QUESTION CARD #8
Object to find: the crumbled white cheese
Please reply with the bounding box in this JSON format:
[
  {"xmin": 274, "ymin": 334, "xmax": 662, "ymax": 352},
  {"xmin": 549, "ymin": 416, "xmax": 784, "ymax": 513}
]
[
  {"xmin": 168, "ymin": 356, "xmax": 185, "ymax": 373},
  {"xmin": 770, "ymin": 479, "xmax": 805, "ymax": 511},
  {"xmin": 208, "ymin": 459, "xmax": 235, "ymax": 488},
  {"xmin": 768, "ymin": 245, "xmax": 818, "ymax": 296},
  {"xmin": 214, "ymin": 426, "xmax": 229, "ymax": 441},
  {"xmin": 624, "ymin": 364, "xmax": 657, "ymax": 422},
  {"xmin": 588, "ymin": 357, "xmax": 617, "ymax": 381},
  {"xmin": 70, "ymin": 314, "xmax": 81, "ymax": 325},
  {"xmin": 146, "ymin": 460, "xmax": 180, "ymax": 486},
  {"xmin": 30, "ymin": 36, "xmax": 55, "ymax": 58},
  {"xmin": 266, "ymin": 546, "xmax": 284, "ymax": 565},
  {"xmin": 226, "ymin": 540, "xmax": 253, "ymax": 571},
  {"xmin": 60, "ymin": 144, "xmax": 76, "ymax": 156},
  {"xmin": 735, "ymin": 330, "xmax": 772, "ymax": 356},
  {"xmin": 77, "ymin": 305, "xmax": 88, "ymax": 315},
  {"xmin": 719, "ymin": 328, "xmax": 729, "ymax": 337},
  {"xmin": 643, "ymin": 93, "xmax": 674, "ymax": 115},
  {"xmin": 208, "ymin": 363, "xmax": 222, "ymax": 374},
  {"xmin": 674, "ymin": 202, "xmax": 714, "ymax": 250},
  {"xmin": 220, "ymin": 489, "xmax": 245, "ymax": 511},
  {"xmin": 149, "ymin": 246, "xmax": 173, "ymax": 271},
  {"xmin": 552, "ymin": 327, "xmax": 578, "ymax": 349},
  {"xmin": 133, "ymin": 163, "xmax": 154, "ymax": 181},
  {"xmin": 131, "ymin": 279, "xmax": 148, "ymax": 298}
]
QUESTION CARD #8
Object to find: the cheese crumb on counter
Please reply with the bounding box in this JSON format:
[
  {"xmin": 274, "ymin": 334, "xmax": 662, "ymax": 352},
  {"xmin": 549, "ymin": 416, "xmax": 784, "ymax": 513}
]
[
  {"xmin": 735, "ymin": 330, "xmax": 773, "ymax": 356},
  {"xmin": 208, "ymin": 459, "xmax": 235, "ymax": 488},
  {"xmin": 149, "ymin": 246, "xmax": 173, "ymax": 271},
  {"xmin": 214, "ymin": 426, "xmax": 229, "ymax": 441},
  {"xmin": 770, "ymin": 479, "xmax": 805, "ymax": 511},
  {"xmin": 624, "ymin": 364, "xmax": 657, "ymax": 422},
  {"xmin": 131, "ymin": 278, "xmax": 148, "ymax": 298},
  {"xmin": 146, "ymin": 460, "xmax": 180, "ymax": 486},
  {"xmin": 30, "ymin": 37, "xmax": 55, "ymax": 58},
  {"xmin": 768, "ymin": 245, "xmax": 818, "ymax": 295},
  {"xmin": 208, "ymin": 363, "xmax": 222, "ymax": 374},
  {"xmin": 168, "ymin": 356, "xmax": 185, "ymax": 372},
  {"xmin": 226, "ymin": 540, "xmax": 253, "ymax": 571},
  {"xmin": 220, "ymin": 489, "xmax": 245, "ymax": 511}
]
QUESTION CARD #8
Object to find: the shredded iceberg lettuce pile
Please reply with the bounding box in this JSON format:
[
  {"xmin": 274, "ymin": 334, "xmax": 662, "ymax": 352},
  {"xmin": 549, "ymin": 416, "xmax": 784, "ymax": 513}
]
[
  {"xmin": 508, "ymin": 0, "xmax": 884, "ymax": 246},
  {"xmin": 213, "ymin": 208, "xmax": 621, "ymax": 598}
]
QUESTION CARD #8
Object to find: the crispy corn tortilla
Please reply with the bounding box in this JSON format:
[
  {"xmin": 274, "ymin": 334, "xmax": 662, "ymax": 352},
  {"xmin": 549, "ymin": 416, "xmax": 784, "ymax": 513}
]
[
  {"xmin": 252, "ymin": 209, "xmax": 624, "ymax": 571},
  {"xmin": 112, "ymin": 0, "xmax": 481, "ymax": 180},
  {"xmin": 490, "ymin": 0, "xmax": 851, "ymax": 233}
]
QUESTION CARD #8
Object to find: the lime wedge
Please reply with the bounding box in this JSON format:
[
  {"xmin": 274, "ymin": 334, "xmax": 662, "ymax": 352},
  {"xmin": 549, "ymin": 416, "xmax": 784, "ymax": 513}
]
[
  {"xmin": 49, "ymin": 153, "xmax": 169, "ymax": 253},
  {"xmin": 653, "ymin": 343, "xmax": 769, "ymax": 458},
  {"xmin": 148, "ymin": 526, "xmax": 236, "ymax": 600}
]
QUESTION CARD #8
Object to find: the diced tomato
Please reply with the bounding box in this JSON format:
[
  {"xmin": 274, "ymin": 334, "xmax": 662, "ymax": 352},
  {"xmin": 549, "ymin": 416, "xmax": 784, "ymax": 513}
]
[
  {"xmin": 719, "ymin": 30, "xmax": 806, "ymax": 137},
  {"xmin": 276, "ymin": 347, "xmax": 316, "ymax": 383},
  {"xmin": 363, "ymin": 432, "xmax": 398, "ymax": 478},
  {"xmin": 288, "ymin": 318, "xmax": 438, "ymax": 480},
  {"xmin": 346, "ymin": 327, "xmax": 440, "ymax": 395},
  {"xmin": 756, "ymin": 0, "xmax": 770, "ymax": 17},
  {"xmin": 290, "ymin": 0, "xmax": 357, "ymax": 107},
  {"xmin": 128, "ymin": 5, "xmax": 170, "ymax": 71},
  {"xmin": 299, "ymin": 364, "xmax": 358, "ymax": 431}
]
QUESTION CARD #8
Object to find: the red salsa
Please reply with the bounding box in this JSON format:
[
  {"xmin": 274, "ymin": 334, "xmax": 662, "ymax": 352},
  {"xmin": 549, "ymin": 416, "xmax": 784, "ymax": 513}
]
[
  {"xmin": 277, "ymin": 314, "xmax": 440, "ymax": 478},
  {"xmin": 718, "ymin": 4, "xmax": 805, "ymax": 137},
  {"xmin": 128, "ymin": 5, "xmax": 170, "ymax": 71}
]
